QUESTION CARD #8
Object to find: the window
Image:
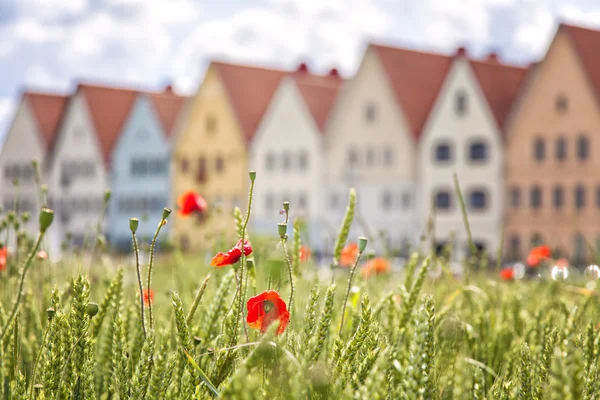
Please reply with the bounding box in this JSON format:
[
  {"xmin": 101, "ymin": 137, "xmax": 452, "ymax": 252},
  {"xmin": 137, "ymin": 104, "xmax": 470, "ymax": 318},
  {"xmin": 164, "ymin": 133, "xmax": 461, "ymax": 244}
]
[
  {"xmin": 455, "ymin": 90, "xmax": 467, "ymax": 116},
  {"xmin": 298, "ymin": 193, "xmax": 307, "ymax": 210},
  {"xmin": 265, "ymin": 153, "xmax": 275, "ymax": 171},
  {"xmin": 365, "ymin": 102, "xmax": 376, "ymax": 123},
  {"xmin": 383, "ymin": 148, "xmax": 394, "ymax": 167},
  {"xmin": 282, "ymin": 152, "xmax": 292, "ymax": 170},
  {"xmin": 469, "ymin": 141, "xmax": 487, "ymax": 161},
  {"xmin": 575, "ymin": 184, "xmax": 586, "ymax": 210},
  {"xmin": 148, "ymin": 158, "xmax": 166, "ymax": 175},
  {"xmin": 402, "ymin": 192, "xmax": 411, "ymax": 208},
  {"xmin": 510, "ymin": 187, "xmax": 520, "ymax": 208},
  {"xmin": 381, "ymin": 191, "xmax": 392, "ymax": 210},
  {"xmin": 434, "ymin": 143, "xmax": 452, "ymax": 162},
  {"xmin": 553, "ymin": 185, "xmax": 564, "ymax": 209},
  {"xmin": 531, "ymin": 232, "xmax": 543, "ymax": 247},
  {"xmin": 574, "ymin": 233, "xmax": 586, "ymax": 263},
  {"xmin": 577, "ymin": 134, "xmax": 589, "ymax": 160},
  {"xmin": 347, "ymin": 148, "xmax": 359, "ymax": 167},
  {"xmin": 197, "ymin": 157, "xmax": 206, "ymax": 182},
  {"xmin": 435, "ymin": 191, "xmax": 451, "ymax": 210},
  {"xmin": 131, "ymin": 159, "xmax": 147, "ymax": 176},
  {"xmin": 530, "ymin": 185, "xmax": 542, "ymax": 209},
  {"xmin": 366, "ymin": 148, "xmax": 376, "ymax": 166},
  {"xmin": 265, "ymin": 193, "xmax": 274, "ymax": 211},
  {"xmin": 206, "ymin": 115, "xmax": 217, "ymax": 133},
  {"xmin": 215, "ymin": 156, "xmax": 224, "ymax": 173},
  {"xmin": 330, "ymin": 192, "xmax": 339, "ymax": 210},
  {"xmin": 298, "ymin": 151, "xmax": 308, "ymax": 170},
  {"xmin": 509, "ymin": 235, "xmax": 521, "ymax": 260},
  {"xmin": 469, "ymin": 190, "xmax": 487, "ymax": 210},
  {"xmin": 180, "ymin": 157, "xmax": 189, "ymax": 173},
  {"xmin": 556, "ymin": 94, "xmax": 568, "ymax": 113},
  {"xmin": 556, "ymin": 137, "xmax": 567, "ymax": 161},
  {"xmin": 534, "ymin": 137, "xmax": 545, "ymax": 161}
]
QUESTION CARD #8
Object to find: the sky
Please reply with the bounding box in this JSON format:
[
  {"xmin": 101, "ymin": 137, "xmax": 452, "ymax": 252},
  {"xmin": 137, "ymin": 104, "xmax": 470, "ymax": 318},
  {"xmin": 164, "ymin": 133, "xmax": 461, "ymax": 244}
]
[{"xmin": 1, "ymin": 0, "xmax": 600, "ymax": 141}]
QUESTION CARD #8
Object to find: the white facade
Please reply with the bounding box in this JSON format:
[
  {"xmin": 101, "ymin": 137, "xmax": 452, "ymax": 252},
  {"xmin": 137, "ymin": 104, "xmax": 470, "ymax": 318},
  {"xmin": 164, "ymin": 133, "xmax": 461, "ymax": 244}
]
[
  {"xmin": 0, "ymin": 99, "xmax": 46, "ymax": 237},
  {"xmin": 250, "ymin": 77, "xmax": 325, "ymax": 247},
  {"xmin": 47, "ymin": 92, "xmax": 109, "ymax": 253},
  {"xmin": 418, "ymin": 57, "xmax": 503, "ymax": 259},
  {"xmin": 324, "ymin": 47, "xmax": 421, "ymax": 253}
]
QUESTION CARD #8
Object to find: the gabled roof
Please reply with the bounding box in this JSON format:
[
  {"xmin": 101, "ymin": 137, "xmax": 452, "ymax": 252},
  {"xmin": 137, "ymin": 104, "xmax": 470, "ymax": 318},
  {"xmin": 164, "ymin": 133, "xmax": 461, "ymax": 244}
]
[
  {"xmin": 469, "ymin": 57, "xmax": 527, "ymax": 131},
  {"xmin": 148, "ymin": 87, "xmax": 187, "ymax": 137},
  {"xmin": 77, "ymin": 83, "xmax": 138, "ymax": 163},
  {"xmin": 371, "ymin": 44, "xmax": 452, "ymax": 140},
  {"xmin": 213, "ymin": 61, "xmax": 287, "ymax": 143},
  {"xmin": 562, "ymin": 23, "xmax": 600, "ymax": 99},
  {"xmin": 22, "ymin": 91, "xmax": 69, "ymax": 149},
  {"xmin": 292, "ymin": 71, "xmax": 343, "ymax": 132}
]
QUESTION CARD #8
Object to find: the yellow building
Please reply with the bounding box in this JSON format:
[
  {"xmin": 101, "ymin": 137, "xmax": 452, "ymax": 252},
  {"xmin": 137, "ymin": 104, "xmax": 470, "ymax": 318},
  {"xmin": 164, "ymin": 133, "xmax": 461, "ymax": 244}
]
[{"xmin": 172, "ymin": 61, "xmax": 286, "ymax": 250}]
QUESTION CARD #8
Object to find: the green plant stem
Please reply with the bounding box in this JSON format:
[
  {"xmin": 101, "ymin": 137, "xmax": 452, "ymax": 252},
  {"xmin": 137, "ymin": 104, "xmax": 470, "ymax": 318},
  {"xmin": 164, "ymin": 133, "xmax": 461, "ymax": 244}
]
[
  {"xmin": 0, "ymin": 231, "xmax": 44, "ymax": 341},
  {"xmin": 453, "ymin": 173, "xmax": 477, "ymax": 275},
  {"xmin": 29, "ymin": 318, "xmax": 53, "ymax": 398},
  {"xmin": 186, "ymin": 272, "xmax": 212, "ymax": 326},
  {"xmin": 281, "ymin": 238, "xmax": 295, "ymax": 316},
  {"xmin": 147, "ymin": 218, "xmax": 166, "ymax": 330},
  {"xmin": 132, "ymin": 230, "xmax": 147, "ymax": 339},
  {"xmin": 238, "ymin": 177, "xmax": 255, "ymax": 342},
  {"xmin": 338, "ymin": 250, "xmax": 364, "ymax": 336}
]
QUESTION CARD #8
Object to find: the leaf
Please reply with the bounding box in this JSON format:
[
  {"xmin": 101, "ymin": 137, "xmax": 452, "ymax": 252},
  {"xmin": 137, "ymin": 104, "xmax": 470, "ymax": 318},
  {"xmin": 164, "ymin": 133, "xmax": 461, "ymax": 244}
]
[{"xmin": 184, "ymin": 351, "xmax": 220, "ymax": 397}]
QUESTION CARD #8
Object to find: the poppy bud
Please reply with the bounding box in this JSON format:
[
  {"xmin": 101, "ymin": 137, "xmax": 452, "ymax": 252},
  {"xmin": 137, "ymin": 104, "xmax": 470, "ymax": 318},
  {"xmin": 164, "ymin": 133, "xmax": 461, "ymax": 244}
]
[
  {"xmin": 7, "ymin": 211, "xmax": 16, "ymax": 223},
  {"xmin": 162, "ymin": 208, "xmax": 172, "ymax": 219},
  {"xmin": 129, "ymin": 218, "xmax": 139, "ymax": 233},
  {"xmin": 13, "ymin": 221, "xmax": 20, "ymax": 231},
  {"xmin": 46, "ymin": 307, "xmax": 55, "ymax": 320},
  {"xmin": 358, "ymin": 237, "xmax": 368, "ymax": 253},
  {"xmin": 283, "ymin": 202, "xmax": 289, "ymax": 212},
  {"xmin": 86, "ymin": 302, "xmax": 99, "ymax": 317},
  {"xmin": 249, "ymin": 170, "xmax": 257, "ymax": 181},
  {"xmin": 39, "ymin": 208, "xmax": 54, "ymax": 233},
  {"xmin": 104, "ymin": 190, "xmax": 112, "ymax": 202},
  {"xmin": 21, "ymin": 212, "xmax": 30, "ymax": 223},
  {"xmin": 278, "ymin": 223, "xmax": 287, "ymax": 238}
]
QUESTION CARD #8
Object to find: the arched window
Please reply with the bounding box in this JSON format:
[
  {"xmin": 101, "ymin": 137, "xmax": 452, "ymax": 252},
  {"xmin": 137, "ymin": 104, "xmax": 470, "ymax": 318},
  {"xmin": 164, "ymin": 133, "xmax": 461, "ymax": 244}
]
[
  {"xmin": 534, "ymin": 137, "xmax": 545, "ymax": 161},
  {"xmin": 552, "ymin": 185, "xmax": 564, "ymax": 209},
  {"xmin": 530, "ymin": 185, "xmax": 542, "ymax": 209},
  {"xmin": 575, "ymin": 184, "xmax": 586, "ymax": 210},
  {"xmin": 509, "ymin": 234, "xmax": 521, "ymax": 260},
  {"xmin": 555, "ymin": 136, "xmax": 567, "ymax": 160},
  {"xmin": 577, "ymin": 134, "xmax": 589, "ymax": 160}
]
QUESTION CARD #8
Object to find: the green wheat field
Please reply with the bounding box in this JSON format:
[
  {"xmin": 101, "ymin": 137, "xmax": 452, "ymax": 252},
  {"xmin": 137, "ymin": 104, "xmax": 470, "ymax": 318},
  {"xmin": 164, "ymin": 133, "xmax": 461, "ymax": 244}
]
[{"xmin": 1, "ymin": 171, "xmax": 600, "ymax": 399}]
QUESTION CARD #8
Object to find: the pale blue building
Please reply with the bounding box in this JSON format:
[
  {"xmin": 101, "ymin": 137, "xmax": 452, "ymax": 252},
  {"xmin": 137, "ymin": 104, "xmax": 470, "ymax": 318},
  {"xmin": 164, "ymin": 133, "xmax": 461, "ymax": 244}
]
[{"xmin": 108, "ymin": 88, "xmax": 185, "ymax": 250}]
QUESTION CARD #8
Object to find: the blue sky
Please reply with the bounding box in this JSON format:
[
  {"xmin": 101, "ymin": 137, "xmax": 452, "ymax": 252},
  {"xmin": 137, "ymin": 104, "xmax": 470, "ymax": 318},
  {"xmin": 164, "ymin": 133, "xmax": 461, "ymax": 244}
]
[{"xmin": 1, "ymin": 0, "xmax": 600, "ymax": 141}]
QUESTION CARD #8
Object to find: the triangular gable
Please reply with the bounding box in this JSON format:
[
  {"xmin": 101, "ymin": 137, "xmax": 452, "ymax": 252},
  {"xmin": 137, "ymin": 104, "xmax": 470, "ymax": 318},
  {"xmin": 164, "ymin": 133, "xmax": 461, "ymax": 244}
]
[
  {"xmin": 214, "ymin": 62, "xmax": 287, "ymax": 143},
  {"xmin": 371, "ymin": 44, "xmax": 452, "ymax": 140},
  {"xmin": 148, "ymin": 87, "xmax": 187, "ymax": 138},
  {"xmin": 23, "ymin": 91, "xmax": 69, "ymax": 149},
  {"xmin": 563, "ymin": 23, "xmax": 600, "ymax": 100},
  {"xmin": 293, "ymin": 71, "xmax": 343, "ymax": 132}
]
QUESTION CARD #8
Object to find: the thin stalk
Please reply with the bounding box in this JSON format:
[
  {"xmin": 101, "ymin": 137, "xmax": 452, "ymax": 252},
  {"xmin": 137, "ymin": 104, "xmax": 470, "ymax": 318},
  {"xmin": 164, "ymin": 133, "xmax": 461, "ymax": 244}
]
[
  {"xmin": 238, "ymin": 175, "xmax": 256, "ymax": 341},
  {"xmin": 29, "ymin": 317, "xmax": 53, "ymax": 398},
  {"xmin": 131, "ymin": 230, "xmax": 147, "ymax": 339},
  {"xmin": 496, "ymin": 222, "xmax": 505, "ymax": 273},
  {"xmin": 453, "ymin": 173, "xmax": 477, "ymax": 276},
  {"xmin": 186, "ymin": 272, "xmax": 212, "ymax": 326},
  {"xmin": 338, "ymin": 249, "xmax": 364, "ymax": 336},
  {"xmin": 147, "ymin": 218, "xmax": 167, "ymax": 330},
  {"xmin": 0, "ymin": 231, "xmax": 44, "ymax": 341},
  {"xmin": 281, "ymin": 238, "xmax": 295, "ymax": 316}
]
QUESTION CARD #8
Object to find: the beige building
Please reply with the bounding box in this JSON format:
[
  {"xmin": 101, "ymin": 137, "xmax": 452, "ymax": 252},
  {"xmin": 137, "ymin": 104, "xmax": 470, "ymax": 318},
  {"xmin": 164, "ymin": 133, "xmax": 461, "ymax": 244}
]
[{"xmin": 504, "ymin": 23, "xmax": 600, "ymax": 263}]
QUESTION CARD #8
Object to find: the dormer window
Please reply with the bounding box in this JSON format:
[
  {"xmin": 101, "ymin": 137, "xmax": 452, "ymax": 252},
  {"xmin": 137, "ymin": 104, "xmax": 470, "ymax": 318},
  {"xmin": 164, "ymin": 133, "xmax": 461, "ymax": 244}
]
[
  {"xmin": 455, "ymin": 90, "xmax": 467, "ymax": 116},
  {"xmin": 556, "ymin": 93, "xmax": 568, "ymax": 113}
]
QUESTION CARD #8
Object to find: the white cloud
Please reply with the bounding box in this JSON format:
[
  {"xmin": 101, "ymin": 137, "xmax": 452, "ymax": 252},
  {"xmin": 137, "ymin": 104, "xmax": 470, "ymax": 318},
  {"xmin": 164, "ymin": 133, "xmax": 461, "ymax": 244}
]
[
  {"xmin": 8, "ymin": 18, "xmax": 67, "ymax": 44},
  {"xmin": 514, "ymin": 6, "xmax": 555, "ymax": 56},
  {"xmin": 19, "ymin": 0, "xmax": 88, "ymax": 21},
  {"xmin": 24, "ymin": 65, "xmax": 70, "ymax": 90},
  {"xmin": 559, "ymin": 5, "xmax": 600, "ymax": 27}
]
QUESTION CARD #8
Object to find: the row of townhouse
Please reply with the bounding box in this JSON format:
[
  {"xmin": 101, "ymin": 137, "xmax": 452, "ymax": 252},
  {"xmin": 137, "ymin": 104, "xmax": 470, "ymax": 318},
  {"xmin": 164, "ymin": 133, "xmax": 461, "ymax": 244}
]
[{"xmin": 1, "ymin": 22, "xmax": 599, "ymax": 262}]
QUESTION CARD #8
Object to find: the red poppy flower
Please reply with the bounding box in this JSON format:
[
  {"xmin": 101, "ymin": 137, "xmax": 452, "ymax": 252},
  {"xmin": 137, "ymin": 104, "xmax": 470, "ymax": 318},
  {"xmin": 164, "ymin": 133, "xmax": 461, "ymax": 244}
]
[
  {"xmin": 339, "ymin": 243, "xmax": 359, "ymax": 267},
  {"xmin": 246, "ymin": 290, "xmax": 290, "ymax": 335},
  {"xmin": 143, "ymin": 288, "xmax": 154, "ymax": 306},
  {"xmin": 210, "ymin": 239, "xmax": 253, "ymax": 267},
  {"xmin": 299, "ymin": 246, "xmax": 311, "ymax": 263},
  {"xmin": 36, "ymin": 250, "xmax": 48, "ymax": 260},
  {"xmin": 361, "ymin": 258, "xmax": 391, "ymax": 279},
  {"xmin": 0, "ymin": 246, "xmax": 7, "ymax": 272},
  {"xmin": 527, "ymin": 245, "xmax": 551, "ymax": 267},
  {"xmin": 500, "ymin": 267, "xmax": 515, "ymax": 281},
  {"xmin": 177, "ymin": 191, "xmax": 208, "ymax": 216}
]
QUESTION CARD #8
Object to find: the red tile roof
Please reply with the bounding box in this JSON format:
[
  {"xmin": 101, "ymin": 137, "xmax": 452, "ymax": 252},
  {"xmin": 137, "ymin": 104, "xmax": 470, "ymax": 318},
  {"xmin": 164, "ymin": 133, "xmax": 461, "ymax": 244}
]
[
  {"xmin": 562, "ymin": 23, "xmax": 600, "ymax": 98},
  {"xmin": 23, "ymin": 91, "xmax": 68, "ymax": 149},
  {"xmin": 293, "ymin": 71, "xmax": 343, "ymax": 132},
  {"xmin": 77, "ymin": 83, "xmax": 138, "ymax": 163},
  {"xmin": 213, "ymin": 62, "xmax": 287, "ymax": 143},
  {"xmin": 469, "ymin": 58, "xmax": 527, "ymax": 130},
  {"xmin": 148, "ymin": 87, "xmax": 187, "ymax": 137},
  {"xmin": 372, "ymin": 44, "xmax": 452, "ymax": 140}
]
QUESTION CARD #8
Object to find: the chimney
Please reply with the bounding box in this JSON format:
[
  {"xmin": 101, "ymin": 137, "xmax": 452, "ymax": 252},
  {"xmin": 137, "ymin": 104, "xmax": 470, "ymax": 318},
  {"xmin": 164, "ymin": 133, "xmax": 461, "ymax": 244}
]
[
  {"xmin": 455, "ymin": 46, "xmax": 467, "ymax": 57},
  {"xmin": 164, "ymin": 84, "xmax": 174, "ymax": 93},
  {"xmin": 329, "ymin": 68, "xmax": 340, "ymax": 78},
  {"xmin": 296, "ymin": 62, "xmax": 309, "ymax": 73},
  {"xmin": 486, "ymin": 51, "xmax": 499, "ymax": 63}
]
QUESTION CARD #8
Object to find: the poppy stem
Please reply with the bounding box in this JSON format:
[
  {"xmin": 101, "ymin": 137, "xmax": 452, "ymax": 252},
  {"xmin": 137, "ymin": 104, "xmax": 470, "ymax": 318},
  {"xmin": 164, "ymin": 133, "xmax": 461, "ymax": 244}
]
[
  {"xmin": 338, "ymin": 250, "xmax": 364, "ymax": 336},
  {"xmin": 147, "ymin": 209, "xmax": 170, "ymax": 331},
  {"xmin": 281, "ymin": 238, "xmax": 295, "ymax": 317},
  {"xmin": 238, "ymin": 172, "xmax": 256, "ymax": 341},
  {"xmin": 131, "ymin": 225, "xmax": 147, "ymax": 339}
]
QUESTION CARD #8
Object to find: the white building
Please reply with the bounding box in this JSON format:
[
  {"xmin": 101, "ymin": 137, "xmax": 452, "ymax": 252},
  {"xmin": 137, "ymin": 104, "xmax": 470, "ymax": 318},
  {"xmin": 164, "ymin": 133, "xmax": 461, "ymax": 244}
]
[
  {"xmin": 418, "ymin": 48, "xmax": 526, "ymax": 259},
  {"xmin": 324, "ymin": 44, "xmax": 451, "ymax": 254},
  {"xmin": 47, "ymin": 84, "xmax": 137, "ymax": 253},
  {"xmin": 0, "ymin": 91, "xmax": 68, "ymax": 238},
  {"xmin": 250, "ymin": 65, "xmax": 341, "ymax": 250}
]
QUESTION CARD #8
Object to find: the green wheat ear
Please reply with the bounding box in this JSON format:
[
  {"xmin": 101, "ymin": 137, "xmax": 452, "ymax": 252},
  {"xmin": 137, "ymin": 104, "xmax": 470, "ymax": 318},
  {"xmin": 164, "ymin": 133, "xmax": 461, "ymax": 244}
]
[{"xmin": 333, "ymin": 188, "xmax": 357, "ymax": 265}]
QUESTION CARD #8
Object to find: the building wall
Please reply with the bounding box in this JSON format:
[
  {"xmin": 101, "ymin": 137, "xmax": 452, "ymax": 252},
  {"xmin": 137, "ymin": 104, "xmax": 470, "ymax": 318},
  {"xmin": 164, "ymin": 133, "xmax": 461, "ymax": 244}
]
[
  {"xmin": 505, "ymin": 29, "xmax": 600, "ymax": 262},
  {"xmin": 324, "ymin": 47, "xmax": 420, "ymax": 252},
  {"xmin": 249, "ymin": 78, "xmax": 325, "ymax": 247},
  {"xmin": 171, "ymin": 65, "xmax": 248, "ymax": 250},
  {"xmin": 419, "ymin": 58, "xmax": 503, "ymax": 260},
  {"xmin": 47, "ymin": 93, "xmax": 108, "ymax": 252},
  {"xmin": 109, "ymin": 95, "xmax": 171, "ymax": 250},
  {"xmin": 0, "ymin": 99, "xmax": 46, "ymax": 237}
]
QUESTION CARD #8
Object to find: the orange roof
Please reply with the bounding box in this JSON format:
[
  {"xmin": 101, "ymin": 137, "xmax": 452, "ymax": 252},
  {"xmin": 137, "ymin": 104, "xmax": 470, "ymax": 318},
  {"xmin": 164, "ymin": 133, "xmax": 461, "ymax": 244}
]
[
  {"xmin": 23, "ymin": 91, "xmax": 68, "ymax": 149},
  {"xmin": 214, "ymin": 62, "xmax": 287, "ymax": 143},
  {"xmin": 562, "ymin": 23, "xmax": 600, "ymax": 99},
  {"xmin": 77, "ymin": 83, "xmax": 138, "ymax": 163},
  {"xmin": 148, "ymin": 87, "xmax": 187, "ymax": 137},
  {"xmin": 372, "ymin": 44, "xmax": 452, "ymax": 140},
  {"xmin": 469, "ymin": 58, "xmax": 527, "ymax": 131},
  {"xmin": 292, "ymin": 71, "xmax": 343, "ymax": 132}
]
